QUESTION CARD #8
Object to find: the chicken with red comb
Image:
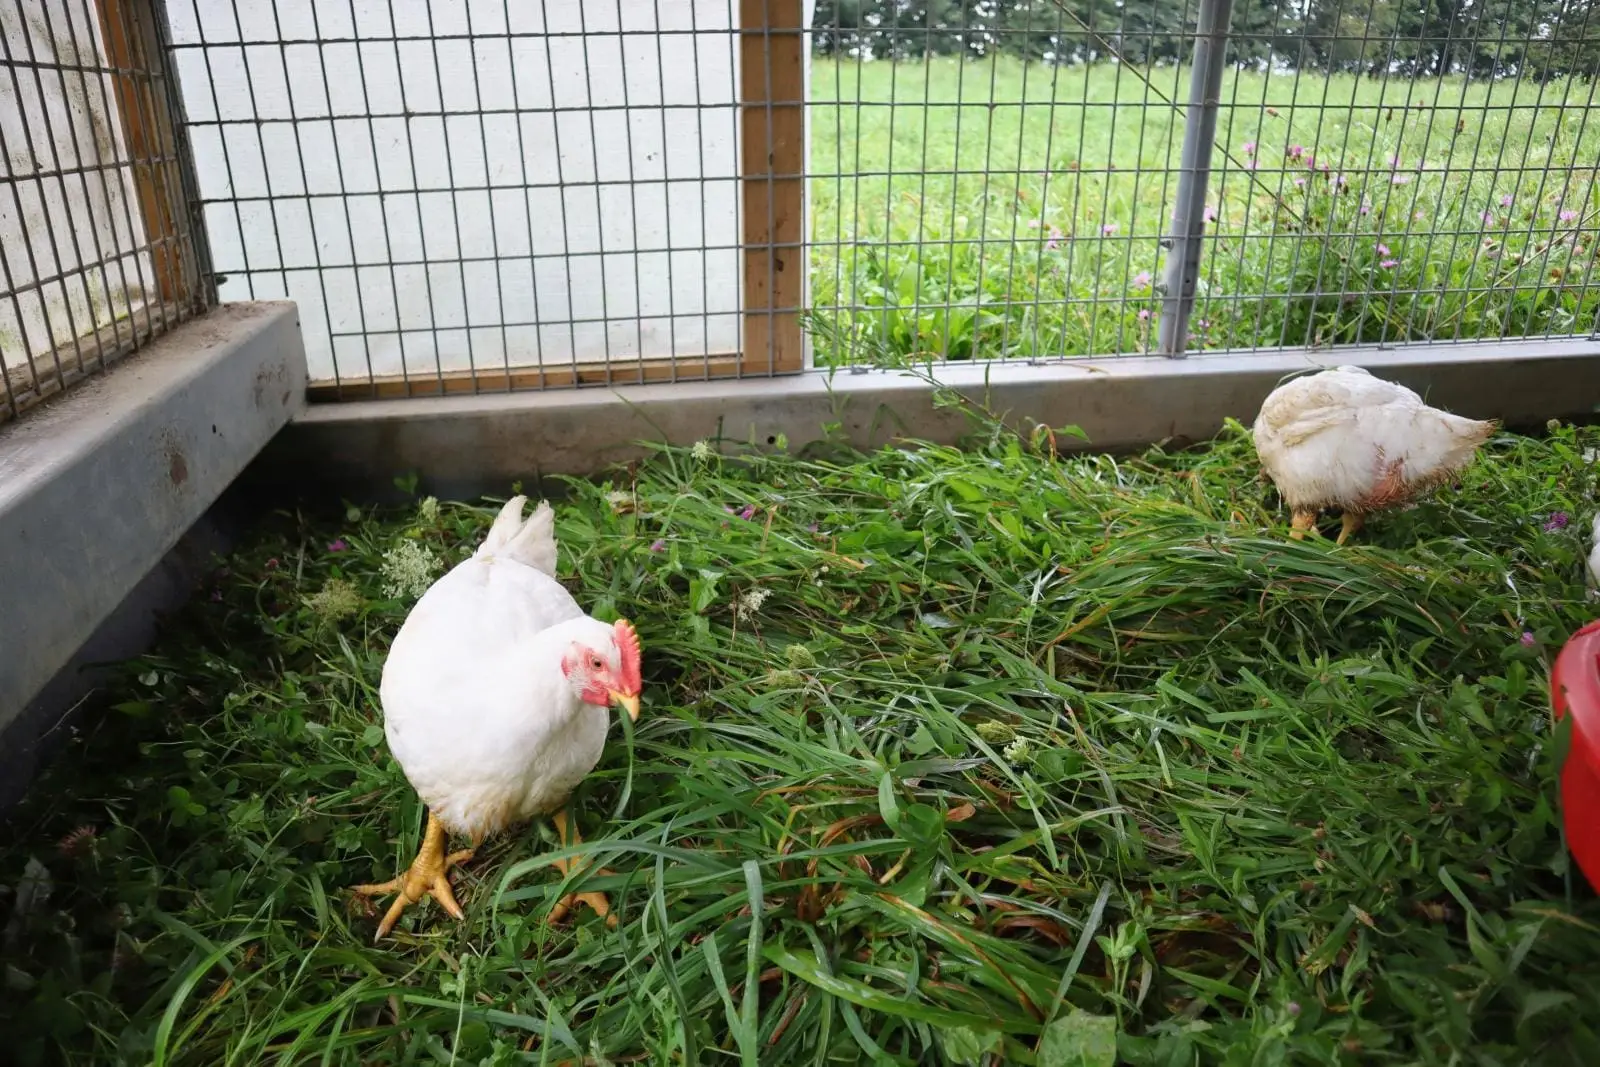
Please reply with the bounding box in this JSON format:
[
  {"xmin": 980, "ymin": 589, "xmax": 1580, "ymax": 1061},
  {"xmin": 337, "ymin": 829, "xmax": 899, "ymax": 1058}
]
[{"xmin": 352, "ymin": 496, "xmax": 643, "ymax": 940}]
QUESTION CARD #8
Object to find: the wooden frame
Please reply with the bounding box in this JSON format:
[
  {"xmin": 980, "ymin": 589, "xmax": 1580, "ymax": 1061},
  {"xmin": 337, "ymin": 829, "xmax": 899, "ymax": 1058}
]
[
  {"xmin": 739, "ymin": 0, "xmax": 807, "ymax": 376},
  {"xmin": 95, "ymin": 0, "xmax": 192, "ymax": 307},
  {"xmin": 307, "ymin": 0, "xmax": 808, "ymax": 402},
  {"xmin": 2, "ymin": 302, "xmax": 182, "ymax": 417},
  {"xmin": 1, "ymin": 0, "xmax": 199, "ymax": 424},
  {"xmin": 306, "ymin": 355, "xmax": 751, "ymax": 402}
]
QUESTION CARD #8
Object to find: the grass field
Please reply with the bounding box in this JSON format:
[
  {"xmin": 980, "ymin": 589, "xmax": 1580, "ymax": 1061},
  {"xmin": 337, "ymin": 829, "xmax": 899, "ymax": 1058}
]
[
  {"xmin": 807, "ymin": 59, "xmax": 1600, "ymax": 363},
  {"xmin": 5, "ymin": 410, "xmax": 1600, "ymax": 1064}
]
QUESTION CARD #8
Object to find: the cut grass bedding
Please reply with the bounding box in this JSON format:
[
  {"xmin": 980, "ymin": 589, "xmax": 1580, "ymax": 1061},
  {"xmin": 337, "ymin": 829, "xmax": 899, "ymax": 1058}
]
[{"xmin": 6, "ymin": 416, "xmax": 1600, "ymax": 1064}]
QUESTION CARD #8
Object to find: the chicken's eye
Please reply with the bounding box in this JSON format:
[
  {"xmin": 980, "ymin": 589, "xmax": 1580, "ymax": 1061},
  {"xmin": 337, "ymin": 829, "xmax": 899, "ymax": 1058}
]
[{"xmin": 590, "ymin": 655, "xmax": 605, "ymax": 671}]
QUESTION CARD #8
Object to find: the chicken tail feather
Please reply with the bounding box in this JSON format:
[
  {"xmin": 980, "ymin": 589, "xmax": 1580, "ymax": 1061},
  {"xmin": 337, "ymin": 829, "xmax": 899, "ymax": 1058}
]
[{"xmin": 477, "ymin": 496, "xmax": 559, "ymax": 575}]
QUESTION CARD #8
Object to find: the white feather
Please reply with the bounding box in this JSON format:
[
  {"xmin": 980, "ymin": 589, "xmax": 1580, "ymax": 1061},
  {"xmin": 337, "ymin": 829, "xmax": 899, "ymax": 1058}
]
[
  {"xmin": 1587, "ymin": 514, "xmax": 1600, "ymax": 591},
  {"xmin": 378, "ymin": 499, "xmax": 617, "ymax": 840},
  {"xmin": 477, "ymin": 495, "xmax": 558, "ymax": 576},
  {"xmin": 1251, "ymin": 365, "xmax": 1496, "ymax": 514}
]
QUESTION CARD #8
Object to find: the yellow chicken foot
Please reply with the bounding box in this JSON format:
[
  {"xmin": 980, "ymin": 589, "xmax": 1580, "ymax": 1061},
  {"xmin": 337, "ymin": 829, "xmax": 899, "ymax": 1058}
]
[
  {"xmin": 1335, "ymin": 512, "xmax": 1364, "ymax": 546},
  {"xmin": 1289, "ymin": 509, "xmax": 1319, "ymax": 541},
  {"xmin": 352, "ymin": 812, "xmax": 478, "ymax": 941},
  {"xmin": 546, "ymin": 808, "xmax": 617, "ymax": 927}
]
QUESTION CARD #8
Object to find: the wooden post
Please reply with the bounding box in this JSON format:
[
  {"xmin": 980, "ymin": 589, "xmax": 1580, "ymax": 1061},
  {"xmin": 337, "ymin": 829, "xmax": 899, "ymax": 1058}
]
[
  {"xmin": 95, "ymin": 0, "xmax": 188, "ymax": 306},
  {"xmin": 740, "ymin": 0, "xmax": 807, "ymax": 374}
]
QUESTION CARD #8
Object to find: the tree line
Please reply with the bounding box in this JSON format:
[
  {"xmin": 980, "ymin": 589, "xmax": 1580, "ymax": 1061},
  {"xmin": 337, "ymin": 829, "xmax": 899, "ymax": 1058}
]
[{"xmin": 811, "ymin": 0, "xmax": 1600, "ymax": 80}]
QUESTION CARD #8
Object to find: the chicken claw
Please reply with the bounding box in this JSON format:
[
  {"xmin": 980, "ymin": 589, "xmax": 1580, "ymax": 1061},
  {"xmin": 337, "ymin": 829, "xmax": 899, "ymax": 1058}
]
[
  {"xmin": 547, "ymin": 808, "xmax": 618, "ymax": 928},
  {"xmin": 1335, "ymin": 511, "xmax": 1364, "ymax": 546},
  {"xmin": 353, "ymin": 812, "xmax": 477, "ymax": 941},
  {"xmin": 1289, "ymin": 509, "xmax": 1319, "ymax": 541}
]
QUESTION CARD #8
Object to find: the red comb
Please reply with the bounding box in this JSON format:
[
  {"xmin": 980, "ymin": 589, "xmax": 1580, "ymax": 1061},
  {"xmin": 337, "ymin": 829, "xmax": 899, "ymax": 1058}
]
[{"xmin": 614, "ymin": 618, "xmax": 642, "ymax": 695}]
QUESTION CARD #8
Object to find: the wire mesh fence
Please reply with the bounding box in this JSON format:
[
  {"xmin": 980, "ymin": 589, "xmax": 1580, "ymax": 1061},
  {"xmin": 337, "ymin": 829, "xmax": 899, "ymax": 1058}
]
[
  {"xmin": 811, "ymin": 0, "xmax": 1600, "ymax": 368},
  {"xmin": 163, "ymin": 0, "xmax": 806, "ymax": 399},
  {"xmin": 1, "ymin": 0, "xmax": 211, "ymax": 424},
  {"xmin": 15, "ymin": 1, "xmax": 1594, "ymax": 409},
  {"xmin": 157, "ymin": 0, "xmax": 1600, "ymax": 399}
]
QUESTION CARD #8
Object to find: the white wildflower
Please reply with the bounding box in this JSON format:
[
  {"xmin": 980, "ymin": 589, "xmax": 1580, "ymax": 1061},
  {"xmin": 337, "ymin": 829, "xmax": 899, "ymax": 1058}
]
[
  {"xmin": 381, "ymin": 540, "xmax": 440, "ymax": 601},
  {"xmin": 735, "ymin": 586, "xmax": 772, "ymax": 621},
  {"xmin": 691, "ymin": 440, "xmax": 712, "ymax": 461},
  {"xmin": 418, "ymin": 496, "xmax": 440, "ymax": 523},
  {"xmin": 1003, "ymin": 737, "xmax": 1035, "ymax": 765},
  {"xmin": 306, "ymin": 577, "xmax": 362, "ymax": 621},
  {"xmin": 975, "ymin": 720, "xmax": 1016, "ymax": 744}
]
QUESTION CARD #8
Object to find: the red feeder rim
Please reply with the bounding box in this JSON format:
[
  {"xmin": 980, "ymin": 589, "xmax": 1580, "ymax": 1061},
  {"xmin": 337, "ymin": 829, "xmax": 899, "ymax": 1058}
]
[{"xmin": 1550, "ymin": 618, "xmax": 1600, "ymax": 893}]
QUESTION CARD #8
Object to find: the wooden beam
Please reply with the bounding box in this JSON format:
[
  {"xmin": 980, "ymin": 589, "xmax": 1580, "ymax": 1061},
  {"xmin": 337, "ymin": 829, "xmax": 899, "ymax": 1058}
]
[
  {"xmin": 95, "ymin": 0, "xmax": 186, "ymax": 305},
  {"xmin": 1, "ymin": 302, "xmax": 180, "ymax": 423},
  {"xmin": 305, "ymin": 353, "xmax": 750, "ymax": 403},
  {"xmin": 740, "ymin": 0, "xmax": 807, "ymax": 375}
]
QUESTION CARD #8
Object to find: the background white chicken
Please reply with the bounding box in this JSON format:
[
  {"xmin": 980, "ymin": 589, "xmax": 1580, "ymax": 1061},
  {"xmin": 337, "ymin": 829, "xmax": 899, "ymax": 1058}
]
[
  {"xmin": 1252, "ymin": 365, "xmax": 1496, "ymax": 543},
  {"xmin": 1587, "ymin": 514, "xmax": 1600, "ymax": 597},
  {"xmin": 353, "ymin": 497, "xmax": 642, "ymax": 940}
]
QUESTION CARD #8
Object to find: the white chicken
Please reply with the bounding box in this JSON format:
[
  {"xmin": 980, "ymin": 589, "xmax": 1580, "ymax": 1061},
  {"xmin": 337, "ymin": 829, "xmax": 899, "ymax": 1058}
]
[
  {"xmin": 1251, "ymin": 365, "xmax": 1496, "ymax": 543},
  {"xmin": 353, "ymin": 496, "xmax": 642, "ymax": 940},
  {"xmin": 1587, "ymin": 514, "xmax": 1600, "ymax": 595}
]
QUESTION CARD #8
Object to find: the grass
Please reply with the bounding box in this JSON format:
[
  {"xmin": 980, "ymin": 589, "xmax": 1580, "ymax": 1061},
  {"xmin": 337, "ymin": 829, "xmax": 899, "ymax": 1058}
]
[
  {"xmin": 7, "ymin": 404, "xmax": 1600, "ymax": 1064},
  {"xmin": 808, "ymin": 58, "xmax": 1600, "ymax": 363}
]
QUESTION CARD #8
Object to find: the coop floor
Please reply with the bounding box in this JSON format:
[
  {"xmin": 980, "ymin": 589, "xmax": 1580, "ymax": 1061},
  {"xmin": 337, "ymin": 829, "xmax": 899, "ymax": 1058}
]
[{"xmin": 5, "ymin": 421, "xmax": 1600, "ymax": 1064}]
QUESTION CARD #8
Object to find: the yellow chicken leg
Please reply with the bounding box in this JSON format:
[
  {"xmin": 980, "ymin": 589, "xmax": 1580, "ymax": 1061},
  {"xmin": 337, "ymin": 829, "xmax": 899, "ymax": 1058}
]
[
  {"xmin": 1335, "ymin": 511, "xmax": 1364, "ymax": 546},
  {"xmin": 353, "ymin": 812, "xmax": 477, "ymax": 941},
  {"xmin": 1289, "ymin": 509, "xmax": 1319, "ymax": 540},
  {"xmin": 546, "ymin": 808, "xmax": 617, "ymax": 927}
]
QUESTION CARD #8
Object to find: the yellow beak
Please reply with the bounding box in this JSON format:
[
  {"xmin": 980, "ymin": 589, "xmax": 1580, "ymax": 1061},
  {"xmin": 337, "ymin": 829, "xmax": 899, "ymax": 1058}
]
[{"xmin": 612, "ymin": 691, "xmax": 641, "ymax": 721}]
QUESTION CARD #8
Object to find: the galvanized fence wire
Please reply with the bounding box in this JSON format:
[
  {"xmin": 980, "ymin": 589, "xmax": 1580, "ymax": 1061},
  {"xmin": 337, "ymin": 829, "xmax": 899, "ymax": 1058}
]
[
  {"xmin": 1193, "ymin": 0, "xmax": 1600, "ymax": 357},
  {"xmin": 1, "ymin": 0, "xmax": 211, "ymax": 424},
  {"xmin": 124, "ymin": 0, "xmax": 1600, "ymax": 401},
  {"xmin": 163, "ymin": 1, "xmax": 773, "ymax": 398},
  {"xmin": 812, "ymin": 0, "xmax": 1600, "ymax": 369}
]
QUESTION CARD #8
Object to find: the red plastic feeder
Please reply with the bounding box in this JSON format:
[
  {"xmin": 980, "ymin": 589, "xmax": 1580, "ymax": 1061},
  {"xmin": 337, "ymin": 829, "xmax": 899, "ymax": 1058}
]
[{"xmin": 1551, "ymin": 618, "xmax": 1600, "ymax": 893}]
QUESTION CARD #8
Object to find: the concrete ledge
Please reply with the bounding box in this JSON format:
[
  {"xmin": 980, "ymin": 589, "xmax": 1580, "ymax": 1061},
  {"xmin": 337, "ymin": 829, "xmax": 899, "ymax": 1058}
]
[
  {"xmin": 0, "ymin": 500, "xmax": 244, "ymax": 809},
  {"xmin": 257, "ymin": 337, "xmax": 1600, "ymax": 501},
  {"xmin": 0, "ymin": 301, "xmax": 306, "ymax": 727}
]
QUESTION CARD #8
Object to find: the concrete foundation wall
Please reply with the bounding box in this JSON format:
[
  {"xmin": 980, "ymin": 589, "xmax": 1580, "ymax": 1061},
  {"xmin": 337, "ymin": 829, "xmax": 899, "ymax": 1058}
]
[
  {"xmin": 255, "ymin": 337, "xmax": 1600, "ymax": 502},
  {"xmin": 0, "ymin": 499, "xmax": 245, "ymax": 809},
  {"xmin": 0, "ymin": 301, "xmax": 307, "ymax": 737}
]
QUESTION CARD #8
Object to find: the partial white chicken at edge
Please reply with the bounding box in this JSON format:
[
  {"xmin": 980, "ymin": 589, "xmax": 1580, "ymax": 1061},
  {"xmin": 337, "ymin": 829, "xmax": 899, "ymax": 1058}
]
[{"xmin": 1586, "ymin": 513, "xmax": 1600, "ymax": 597}]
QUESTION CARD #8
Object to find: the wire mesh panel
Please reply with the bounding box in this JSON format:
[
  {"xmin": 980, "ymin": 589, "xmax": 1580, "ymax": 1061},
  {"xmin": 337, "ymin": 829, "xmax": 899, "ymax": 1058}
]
[
  {"xmin": 163, "ymin": 0, "xmax": 810, "ymax": 399},
  {"xmin": 135, "ymin": 0, "xmax": 1600, "ymax": 399},
  {"xmin": 1199, "ymin": 0, "xmax": 1600, "ymax": 354},
  {"xmin": 1, "ymin": 0, "xmax": 210, "ymax": 424},
  {"xmin": 810, "ymin": 0, "xmax": 1600, "ymax": 367},
  {"xmin": 810, "ymin": 1, "xmax": 1189, "ymax": 364}
]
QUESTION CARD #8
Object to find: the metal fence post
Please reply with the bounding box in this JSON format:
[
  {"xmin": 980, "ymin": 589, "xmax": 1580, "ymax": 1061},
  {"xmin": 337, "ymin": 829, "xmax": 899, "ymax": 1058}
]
[{"xmin": 1158, "ymin": 0, "xmax": 1234, "ymax": 358}]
